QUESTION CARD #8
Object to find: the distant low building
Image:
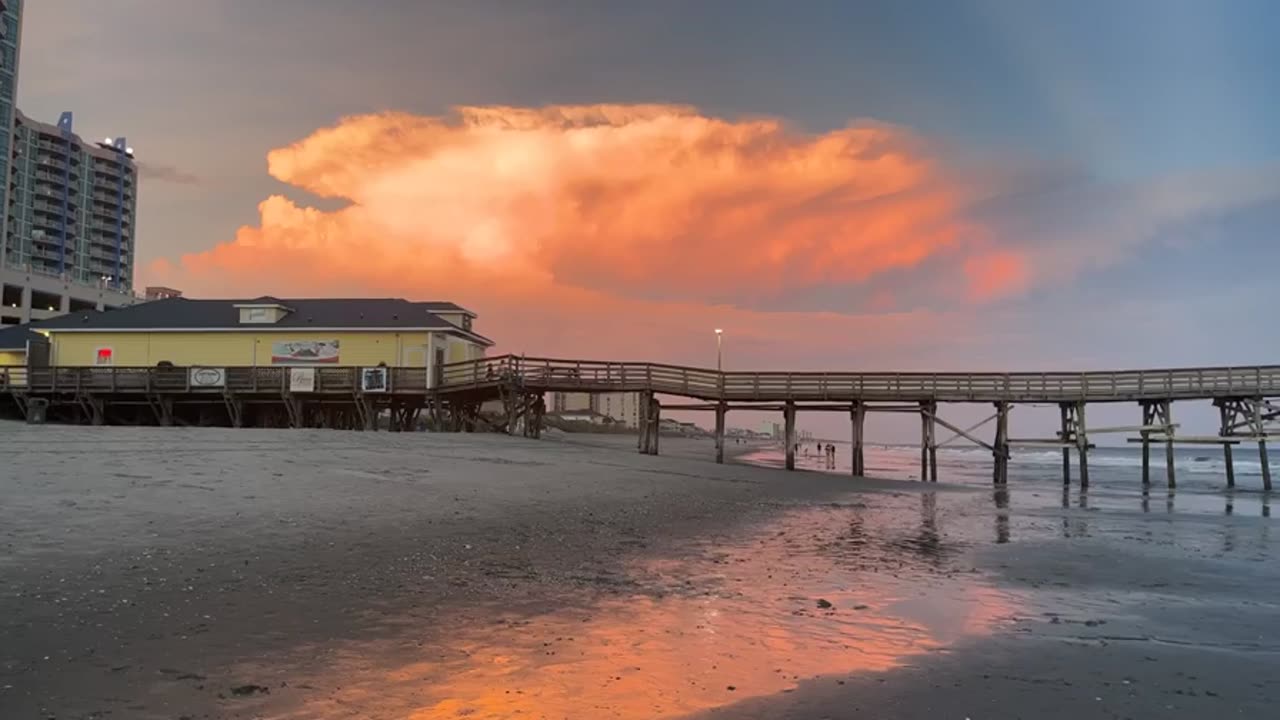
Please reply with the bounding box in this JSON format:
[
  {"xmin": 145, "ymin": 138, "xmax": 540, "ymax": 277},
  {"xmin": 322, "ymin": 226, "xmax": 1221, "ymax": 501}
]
[
  {"xmin": 144, "ymin": 286, "xmax": 182, "ymax": 300},
  {"xmin": 548, "ymin": 390, "xmax": 640, "ymax": 428},
  {"xmin": 552, "ymin": 410, "xmax": 611, "ymax": 425},
  {"xmin": 656, "ymin": 418, "xmax": 705, "ymax": 437}
]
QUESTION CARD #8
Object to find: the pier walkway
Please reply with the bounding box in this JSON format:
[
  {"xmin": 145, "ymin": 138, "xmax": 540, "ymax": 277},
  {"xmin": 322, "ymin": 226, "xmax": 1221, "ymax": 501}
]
[
  {"xmin": 440, "ymin": 356, "xmax": 1280, "ymax": 491},
  {"xmin": 4, "ymin": 356, "xmax": 1279, "ymax": 490}
]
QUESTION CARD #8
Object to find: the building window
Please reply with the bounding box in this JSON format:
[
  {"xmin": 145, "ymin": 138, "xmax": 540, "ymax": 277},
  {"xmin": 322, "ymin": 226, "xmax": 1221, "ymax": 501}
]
[{"xmin": 94, "ymin": 347, "xmax": 113, "ymax": 366}]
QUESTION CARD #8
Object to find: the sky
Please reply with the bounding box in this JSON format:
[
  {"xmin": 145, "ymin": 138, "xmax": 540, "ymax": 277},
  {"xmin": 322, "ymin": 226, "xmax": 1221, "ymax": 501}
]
[{"xmin": 15, "ymin": 0, "xmax": 1280, "ymax": 440}]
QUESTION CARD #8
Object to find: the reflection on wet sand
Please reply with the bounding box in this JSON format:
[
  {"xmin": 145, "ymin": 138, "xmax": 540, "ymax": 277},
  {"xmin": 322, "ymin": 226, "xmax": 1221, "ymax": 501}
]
[{"xmin": 262, "ymin": 499, "xmax": 1014, "ymax": 720}]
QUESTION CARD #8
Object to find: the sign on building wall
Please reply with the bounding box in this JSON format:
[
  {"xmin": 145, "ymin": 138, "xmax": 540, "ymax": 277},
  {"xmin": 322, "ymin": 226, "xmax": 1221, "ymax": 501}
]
[
  {"xmin": 188, "ymin": 367, "xmax": 226, "ymax": 388},
  {"xmin": 289, "ymin": 367, "xmax": 316, "ymax": 393},
  {"xmin": 361, "ymin": 367, "xmax": 389, "ymax": 393},
  {"xmin": 271, "ymin": 340, "xmax": 339, "ymax": 365}
]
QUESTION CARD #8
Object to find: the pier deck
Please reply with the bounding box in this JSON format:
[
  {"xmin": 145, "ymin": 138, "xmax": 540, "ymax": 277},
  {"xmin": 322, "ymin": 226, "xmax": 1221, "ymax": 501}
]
[{"xmin": 5, "ymin": 356, "xmax": 1279, "ymax": 489}]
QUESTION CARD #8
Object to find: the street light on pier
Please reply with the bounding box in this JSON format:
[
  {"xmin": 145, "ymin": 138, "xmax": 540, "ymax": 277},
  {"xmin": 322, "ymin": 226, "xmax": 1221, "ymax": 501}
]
[{"xmin": 714, "ymin": 328, "xmax": 723, "ymax": 372}]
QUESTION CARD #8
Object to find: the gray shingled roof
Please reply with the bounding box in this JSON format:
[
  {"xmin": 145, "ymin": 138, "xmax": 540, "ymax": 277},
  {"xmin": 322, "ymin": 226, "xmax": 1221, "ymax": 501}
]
[
  {"xmin": 0, "ymin": 325, "xmax": 40, "ymax": 351},
  {"xmin": 419, "ymin": 301, "xmax": 476, "ymax": 316},
  {"xmin": 35, "ymin": 297, "xmax": 493, "ymax": 344}
]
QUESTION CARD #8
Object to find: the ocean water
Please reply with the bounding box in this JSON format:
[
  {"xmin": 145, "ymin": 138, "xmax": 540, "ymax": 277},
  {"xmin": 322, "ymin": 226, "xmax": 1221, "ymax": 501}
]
[{"xmin": 738, "ymin": 441, "xmax": 1277, "ymax": 516}]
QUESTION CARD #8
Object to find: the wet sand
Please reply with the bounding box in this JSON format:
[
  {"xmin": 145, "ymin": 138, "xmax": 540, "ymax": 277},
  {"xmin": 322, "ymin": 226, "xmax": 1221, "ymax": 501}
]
[{"xmin": 1, "ymin": 425, "xmax": 1278, "ymax": 719}]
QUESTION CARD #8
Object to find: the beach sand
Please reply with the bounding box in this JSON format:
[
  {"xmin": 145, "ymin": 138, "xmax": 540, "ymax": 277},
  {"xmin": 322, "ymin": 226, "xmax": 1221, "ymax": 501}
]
[{"xmin": 1, "ymin": 424, "xmax": 1277, "ymax": 718}]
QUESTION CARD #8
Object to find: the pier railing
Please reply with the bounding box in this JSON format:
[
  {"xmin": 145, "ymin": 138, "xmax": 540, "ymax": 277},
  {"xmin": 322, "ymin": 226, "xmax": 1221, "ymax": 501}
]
[
  {"xmin": 6, "ymin": 358, "xmax": 1280, "ymax": 403},
  {"xmin": 438, "ymin": 355, "xmax": 1280, "ymax": 403},
  {"xmin": 0, "ymin": 366, "xmax": 431, "ymax": 394}
]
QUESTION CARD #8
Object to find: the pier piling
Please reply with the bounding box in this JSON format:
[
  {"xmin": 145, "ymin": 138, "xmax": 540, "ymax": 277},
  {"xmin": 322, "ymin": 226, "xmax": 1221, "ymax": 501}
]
[
  {"xmin": 1059, "ymin": 403, "xmax": 1072, "ymax": 486},
  {"xmin": 992, "ymin": 401, "xmax": 1009, "ymax": 485},
  {"xmin": 784, "ymin": 400, "xmax": 797, "ymax": 470},
  {"xmin": 850, "ymin": 402, "xmax": 866, "ymax": 476},
  {"xmin": 919, "ymin": 401, "xmax": 938, "ymax": 482},
  {"xmin": 1254, "ymin": 398, "xmax": 1272, "ymax": 491},
  {"xmin": 714, "ymin": 402, "xmax": 727, "ymax": 464}
]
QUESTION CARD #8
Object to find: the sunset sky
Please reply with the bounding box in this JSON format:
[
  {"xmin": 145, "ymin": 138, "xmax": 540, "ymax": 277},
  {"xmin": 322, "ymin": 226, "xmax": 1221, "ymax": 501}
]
[{"xmin": 18, "ymin": 1, "xmax": 1280, "ymax": 437}]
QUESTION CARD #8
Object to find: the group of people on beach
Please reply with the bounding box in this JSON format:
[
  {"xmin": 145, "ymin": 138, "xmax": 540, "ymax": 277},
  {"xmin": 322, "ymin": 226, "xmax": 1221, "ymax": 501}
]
[{"xmin": 797, "ymin": 442, "xmax": 838, "ymax": 470}]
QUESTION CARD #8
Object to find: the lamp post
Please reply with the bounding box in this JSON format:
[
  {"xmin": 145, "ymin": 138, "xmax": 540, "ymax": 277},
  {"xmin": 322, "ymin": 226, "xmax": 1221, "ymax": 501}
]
[{"xmin": 714, "ymin": 328, "xmax": 723, "ymax": 372}]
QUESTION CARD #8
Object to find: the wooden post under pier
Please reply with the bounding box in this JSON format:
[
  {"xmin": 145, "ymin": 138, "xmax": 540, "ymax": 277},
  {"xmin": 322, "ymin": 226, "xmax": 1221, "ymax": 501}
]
[
  {"xmin": 714, "ymin": 402, "xmax": 727, "ymax": 464},
  {"xmin": 1261, "ymin": 440, "xmax": 1272, "ymax": 492},
  {"xmin": 1075, "ymin": 402, "xmax": 1089, "ymax": 488},
  {"xmin": 919, "ymin": 401, "xmax": 938, "ymax": 482},
  {"xmin": 992, "ymin": 401, "xmax": 1009, "ymax": 485},
  {"xmin": 850, "ymin": 401, "xmax": 866, "ymax": 476},
  {"xmin": 1224, "ymin": 441, "xmax": 1236, "ymax": 488},
  {"xmin": 784, "ymin": 400, "xmax": 797, "ymax": 471},
  {"xmin": 1163, "ymin": 400, "xmax": 1176, "ymax": 489},
  {"xmin": 1254, "ymin": 398, "xmax": 1272, "ymax": 491},
  {"xmin": 919, "ymin": 403, "xmax": 927, "ymax": 481},
  {"xmin": 1060, "ymin": 403, "xmax": 1071, "ymax": 486},
  {"xmin": 637, "ymin": 390, "xmax": 654, "ymax": 455},
  {"xmin": 649, "ymin": 396, "xmax": 662, "ymax": 456},
  {"xmin": 1139, "ymin": 402, "xmax": 1151, "ymax": 487},
  {"xmin": 1216, "ymin": 401, "xmax": 1235, "ymax": 488}
]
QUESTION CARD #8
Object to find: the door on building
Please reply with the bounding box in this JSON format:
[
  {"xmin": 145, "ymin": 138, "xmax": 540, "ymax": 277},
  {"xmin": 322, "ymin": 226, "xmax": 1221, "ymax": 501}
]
[
  {"xmin": 25, "ymin": 337, "xmax": 50, "ymax": 368},
  {"xmin": 434, "ymin": 347, "xmax": 446, "ymax": 387}
]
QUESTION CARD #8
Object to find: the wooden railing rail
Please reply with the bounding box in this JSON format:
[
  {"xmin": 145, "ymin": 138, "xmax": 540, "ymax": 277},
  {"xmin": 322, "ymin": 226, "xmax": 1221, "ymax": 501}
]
[
  {"xmin": 6, "ymin": 361, "xmax": 1280, "ymax": 403},
  {"xmin": 434, "ymin": 356, "xmax": 1280, "ymax": 402}
]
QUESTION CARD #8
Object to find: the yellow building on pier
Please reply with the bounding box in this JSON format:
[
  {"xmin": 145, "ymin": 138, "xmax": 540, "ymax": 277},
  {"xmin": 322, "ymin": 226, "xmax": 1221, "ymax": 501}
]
[{"xmin": 31, "ymin": 296, "xmax": 492, "ymax": 383}]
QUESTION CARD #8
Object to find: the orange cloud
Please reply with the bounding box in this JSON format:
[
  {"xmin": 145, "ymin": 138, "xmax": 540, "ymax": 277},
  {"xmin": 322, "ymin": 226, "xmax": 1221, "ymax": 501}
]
[
  {"xmin": 963, "ymin": 250, "xmax": 1030, "ymax": 302},
  {"xmin": 150, "ymin": 104, "xmax": 1023, "ymax": 358}
]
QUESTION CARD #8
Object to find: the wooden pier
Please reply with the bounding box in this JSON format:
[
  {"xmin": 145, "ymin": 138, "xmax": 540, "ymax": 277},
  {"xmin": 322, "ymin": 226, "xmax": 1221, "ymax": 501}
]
[
  {"xmin": 5, "ymin": 356, "xmax": 1280, "ymax": 489},
  {"xmin": 436, "ymin": 356, "xmax": 1280, "ymax": 490}
]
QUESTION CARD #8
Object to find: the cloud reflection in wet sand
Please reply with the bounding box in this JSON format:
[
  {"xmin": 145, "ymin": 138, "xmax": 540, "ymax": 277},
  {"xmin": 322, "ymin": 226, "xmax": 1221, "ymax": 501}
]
[{"xmin": 263, "ymin": 499, "xmax": 1015, "ymax": 719}]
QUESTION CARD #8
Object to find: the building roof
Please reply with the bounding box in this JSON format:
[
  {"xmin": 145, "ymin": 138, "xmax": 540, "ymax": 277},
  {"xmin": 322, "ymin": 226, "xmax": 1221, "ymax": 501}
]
[
  {"xmin": 0, "ymin": 325, "xmax": 40, "ymax": 351},
  {"xmin": 35, "ymin": 297, "xmax": 493, "ymax": 345},
  {"xmin": 418, "ymin": 301, "xmax": 477, "ymax": 317}
]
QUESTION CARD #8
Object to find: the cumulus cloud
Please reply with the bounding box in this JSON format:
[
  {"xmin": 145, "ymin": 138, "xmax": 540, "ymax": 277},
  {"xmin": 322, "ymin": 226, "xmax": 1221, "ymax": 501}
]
[
  {"xmin": 158, "ymin": 105, "xmax": 1010, "ymax": 306},
  {"xmin": 147, "ymin": 103, "xmax": 1280, "ymax": 360}
]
